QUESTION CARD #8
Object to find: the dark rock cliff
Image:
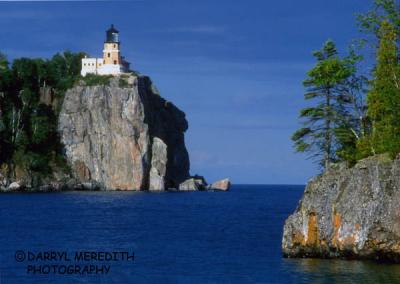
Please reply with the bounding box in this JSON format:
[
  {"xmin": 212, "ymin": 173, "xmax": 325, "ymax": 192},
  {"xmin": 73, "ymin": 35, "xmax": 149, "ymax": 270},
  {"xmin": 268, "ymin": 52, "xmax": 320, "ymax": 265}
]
[{"xmin": 282, "ymin": 154, "xmax": 400, "ymax": 262}]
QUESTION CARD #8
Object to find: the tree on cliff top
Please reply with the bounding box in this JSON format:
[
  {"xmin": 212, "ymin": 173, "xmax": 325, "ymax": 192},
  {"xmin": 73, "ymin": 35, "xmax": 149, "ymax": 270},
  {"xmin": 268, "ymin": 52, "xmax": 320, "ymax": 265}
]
[
  {"xmin": 0, "ymin": 51, "xmax": 85, "ymax": 178},
  {"xmin": 0, "ymin": 53, "xmax": 10, "ymax": 91},
  {"xmin": 363, "ymin": 21, "xmax": 400, "ymax": 157},
  {"xmin": 358, "ymin": 0, "xmax": 400, "ymax": 39},
  {"xmin": 292, "ymin": 41, "xmax": 365, "ymax": 169}
]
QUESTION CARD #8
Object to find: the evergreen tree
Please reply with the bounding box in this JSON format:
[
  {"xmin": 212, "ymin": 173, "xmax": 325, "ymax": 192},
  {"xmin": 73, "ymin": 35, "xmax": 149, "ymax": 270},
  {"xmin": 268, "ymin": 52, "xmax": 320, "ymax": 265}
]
[
  {"xmin": 358, "ymin": 0, "xmax": 400, "ymax": 38},
  {"xmin": 334, "ymin": 49, "xmax": 369, "ymax": 164},
  {"xmin": 366, "ymin": 21, "xmax": 400, "ymax": 156},
  {"xmin": 292, "ymin": 41, "xmax": 357, "ymax": 169},
  {"xmin": 47, "ymin": 51, "xmax": 86, "ymax": 92},
  {"xmin": 0, "ymin": 53, "xmax": 12, "ymax": 163},
  {"xmin": 0, "ymin": 50, "xmax": 85, "ymax": 177}
]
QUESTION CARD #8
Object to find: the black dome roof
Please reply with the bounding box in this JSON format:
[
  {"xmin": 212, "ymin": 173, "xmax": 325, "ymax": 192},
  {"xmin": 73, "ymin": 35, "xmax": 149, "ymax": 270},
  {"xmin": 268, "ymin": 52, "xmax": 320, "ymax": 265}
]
[
  {"xmin": 105, "ymin": 24, "xmax": 120, "ymax": 43},
  {"xmin": 107, "ymin": 24, "xmax": 119, "ymax": 33}
]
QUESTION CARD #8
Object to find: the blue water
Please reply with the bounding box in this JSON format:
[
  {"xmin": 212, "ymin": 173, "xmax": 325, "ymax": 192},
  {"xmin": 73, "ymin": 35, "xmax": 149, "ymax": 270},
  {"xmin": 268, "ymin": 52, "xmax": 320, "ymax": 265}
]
[{"xmin": 1, "ymin": 185, "xmax": 400, "ymax": 283}]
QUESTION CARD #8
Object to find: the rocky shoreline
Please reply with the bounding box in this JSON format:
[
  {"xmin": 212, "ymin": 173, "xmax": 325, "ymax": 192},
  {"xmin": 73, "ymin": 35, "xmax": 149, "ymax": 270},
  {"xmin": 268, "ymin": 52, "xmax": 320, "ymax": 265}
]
[
  {"xmin": 282, "ymin": 154, "xmax": 400, "ymax": 262},
  {"xmin": 0, "ymin": 74, "xmax": 230, "ymax": 193},
  {"xmin": 0, "ymin": 178, "xmax": 231, "ymax": 193}
]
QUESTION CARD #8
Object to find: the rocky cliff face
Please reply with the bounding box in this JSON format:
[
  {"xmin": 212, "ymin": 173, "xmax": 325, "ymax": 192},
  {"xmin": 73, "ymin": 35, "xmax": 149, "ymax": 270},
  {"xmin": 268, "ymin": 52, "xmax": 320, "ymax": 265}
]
[
  {"xmin": 282, "ymin": 154, "xmax": 400, "ymax": 262},
  {"xmin": 58, "ymin": 75, "xmax": 190, "ymax": 190}
]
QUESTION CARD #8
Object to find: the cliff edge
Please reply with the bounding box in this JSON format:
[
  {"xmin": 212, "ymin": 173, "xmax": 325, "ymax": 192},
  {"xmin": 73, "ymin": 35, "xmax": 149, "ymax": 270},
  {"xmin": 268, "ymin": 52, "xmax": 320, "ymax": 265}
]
[
  {"xmin": 58, "ymin": 75, "xmax": 190, "ymax": 191},
  {"xmin": 282, "ymin": 154, "xmax": 400, "ymax": 262}
]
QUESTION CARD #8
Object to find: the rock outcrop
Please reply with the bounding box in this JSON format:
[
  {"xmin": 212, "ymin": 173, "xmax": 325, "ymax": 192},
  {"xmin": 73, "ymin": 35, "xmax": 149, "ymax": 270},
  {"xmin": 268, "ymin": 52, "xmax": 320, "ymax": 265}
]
[
  {"xmin": 39, "ymin": 86, "xmax": 61, "ymax": 111},
  {"xmin": 282, "ymin": 154, "xmax": 400, "ymax": 262},
  {"xmin": 210, "ymin": 178, "xmax": 231, "ymax": 191},
  {"xmin": 58, "ymin": 75, "xmax": 190, "ymax": 190},
  {"xmin": 177, "ymin": 177, "xmax": 231, "ymax": 191},
  {"xmin": 149, "ymin": 137, "xmax": 167, "ymax": 191},
  {"xmin": 8, "ymin": 182, "xmax": 21, "ymax": 191}
]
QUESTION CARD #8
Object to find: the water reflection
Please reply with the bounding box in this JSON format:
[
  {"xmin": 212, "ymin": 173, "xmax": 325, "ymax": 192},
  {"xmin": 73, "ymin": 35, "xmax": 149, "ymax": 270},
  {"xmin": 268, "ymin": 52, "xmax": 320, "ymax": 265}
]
[{"xmin": 283, "ymin": 258, "xmax": 400, "ymax": 284}]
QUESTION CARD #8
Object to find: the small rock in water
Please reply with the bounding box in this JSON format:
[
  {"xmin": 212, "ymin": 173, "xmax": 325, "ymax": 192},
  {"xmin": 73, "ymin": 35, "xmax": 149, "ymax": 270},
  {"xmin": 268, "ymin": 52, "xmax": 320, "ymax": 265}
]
[
  {"xmin": 179, "ymin": 175, "xmax": 208, "ymax": 191},
  {"xmin": 211, "ymin": 178, "xmax": 231, "ymax": 191},
  {"xmin": 179, "ymin": 178, "xmax": 200, "ymax": 191}
]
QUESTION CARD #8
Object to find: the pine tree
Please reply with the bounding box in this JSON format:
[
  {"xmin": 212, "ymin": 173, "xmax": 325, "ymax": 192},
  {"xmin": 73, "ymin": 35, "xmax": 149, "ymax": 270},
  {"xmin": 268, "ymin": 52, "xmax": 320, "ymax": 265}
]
[
  {"xmin": 0, "ymin": 52, "xmax": 10, "ymax": 92},
  {"xmin": 334, "ymin": 50, "xmax": 369, "ymax": 164},
  {"xmin": 366, "ymin": 21, "xmax": 400, "ymax": 156},
  {"xmin": 358, "ymin": 0, "xmax": 400, "ymax": 38},
  {"xmin": 0, "ymin": 51, "xmax": 85, "ymax": 177},
  {"xmin": 0, "ymin": 53, "xmax": 12, "ymax": 163},
  {"xmin": 292, "ymin": 41, "xmax": 357, "ymax": 169}
]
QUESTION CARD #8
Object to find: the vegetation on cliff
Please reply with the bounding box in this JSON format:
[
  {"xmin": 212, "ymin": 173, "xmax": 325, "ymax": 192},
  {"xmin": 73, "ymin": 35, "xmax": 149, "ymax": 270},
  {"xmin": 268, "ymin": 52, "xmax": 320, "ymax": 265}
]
[
  {"xmin": 0, "ymin": 51, "xmax": 85, "ymax": 181},
  {"xmin": 0, "ymin": 48, "xmax": 182, "ymax": 191},
  {"xmin": 293, "ymin": 0, "xmax": 400, "ymax": 169},
  {"xmin": 366, "ymin": 21, "xmax": 400, "ymax": 157},
  {"xmin": 292, "ymin": 41, "xmax": 366, "ymax": 169}
]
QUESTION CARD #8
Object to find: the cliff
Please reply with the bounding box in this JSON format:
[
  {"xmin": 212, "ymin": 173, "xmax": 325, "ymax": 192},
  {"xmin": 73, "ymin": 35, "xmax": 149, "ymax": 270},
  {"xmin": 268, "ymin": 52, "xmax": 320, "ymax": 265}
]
[
  {"xmin": 0, "ymin": 73, "xmax": 230, "ymax": 192},
  {"xmin": 58, "ymin": 75, "xmax": 190, "ymax": 191},
  {"xmin": 282, "ymin": 154, "xmax": 400, "ymax": 262}
]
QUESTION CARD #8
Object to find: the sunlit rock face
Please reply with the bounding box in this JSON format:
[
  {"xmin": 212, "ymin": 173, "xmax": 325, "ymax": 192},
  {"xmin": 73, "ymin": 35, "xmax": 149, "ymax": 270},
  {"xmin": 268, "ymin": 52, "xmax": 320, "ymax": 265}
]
[
  {"xmin": 282, "ymin": 154, "xmax": 400, "ymax": 262},
  {"xmin": 58, "ymin": 75, "xmax": 190, "ymax": 190}
]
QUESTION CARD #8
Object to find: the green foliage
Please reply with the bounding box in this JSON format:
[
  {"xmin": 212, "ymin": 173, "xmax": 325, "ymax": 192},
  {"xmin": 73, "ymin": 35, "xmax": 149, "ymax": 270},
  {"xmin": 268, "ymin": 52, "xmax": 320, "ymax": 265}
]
[
  {"xmin": 292, "ymin": 40, "xmax": 365, "ymax": 169},
  {"xmin": 26, "ymin": 151, "xmax": 51, "ymax": 173},
  {"xmin": 81, "ymin": 74, "xmax": 112, "ymax": 86},
  {"xmin": 47, "ymin": 51, "xmax": 87, "ymax": 93},
  {"xmin": 13, "ymin": 149, "xmax": 51, "ymax": 176},
  {"xmin": 357, "ymin": 0, "xmax": 400, "ymax": 37},
  {"xmin": 0, "ymin": 52, "xmax": 8, "ymax": 69},
  {"xmin": 119, "ymin": 77, "xmax": 130, "ymax": 88},
  {"xmin": 128, "ymin": 70, "xmax": 140, "ymax": 76},
  {"xmin": 0, "ymin": 53, "xmax": 10, "ymax": 91},
  {"xmin": 355, "ymin": 137, "xmax": 375, "ymax": 160},
  {"xmin": 31, "ymin": 105, "xmax": 56, "ymax": 145},
  {"xmin": 365, "ymin": 21, "xmax": 400, "ymax": 157},
  {"xmin": 334, "ymin": 126, "xmax": 358, "ymax": 165},
  {"xmin": 0, "ymin": 50, "xmax": 85, "ymax": 178},
  {"xmin": 294, "ymin": 1, "xmax": 400, "ymax": 167}
]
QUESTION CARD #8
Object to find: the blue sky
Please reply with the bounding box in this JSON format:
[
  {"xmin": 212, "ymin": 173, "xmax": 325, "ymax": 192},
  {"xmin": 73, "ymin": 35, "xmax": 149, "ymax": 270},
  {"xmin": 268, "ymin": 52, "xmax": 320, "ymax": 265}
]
[{"xmin": 0, "ymin": 0, "xmax": 370, "ymax": 184}]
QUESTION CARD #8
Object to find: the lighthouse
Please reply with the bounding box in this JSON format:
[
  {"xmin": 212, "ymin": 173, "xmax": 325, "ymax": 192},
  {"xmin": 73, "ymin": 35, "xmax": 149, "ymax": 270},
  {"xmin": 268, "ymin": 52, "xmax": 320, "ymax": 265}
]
[{"xmin": 81, "ymin": 25, "xmax": 130, "ymax": 77}]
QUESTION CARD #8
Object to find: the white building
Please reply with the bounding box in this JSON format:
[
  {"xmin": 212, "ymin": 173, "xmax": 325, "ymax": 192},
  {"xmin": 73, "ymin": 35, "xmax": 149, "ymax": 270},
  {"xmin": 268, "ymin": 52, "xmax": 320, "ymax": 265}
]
[{"xmin": 81, "ymin": 24, "xmax": 130, "ymax": 77}]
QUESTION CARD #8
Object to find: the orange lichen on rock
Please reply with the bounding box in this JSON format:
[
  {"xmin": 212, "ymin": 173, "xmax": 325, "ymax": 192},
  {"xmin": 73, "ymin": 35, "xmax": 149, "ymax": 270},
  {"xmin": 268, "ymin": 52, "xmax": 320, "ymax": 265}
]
[
  {"xmin": 292, "ymin": 231, "xmax": 306, "ymax": 246},
  {"xmin": 282, "ymin": 154, "xmax": 400, "ymax": 261},
  {"xmin": 341, "ymin": 235, "xmax": 356, "ymax": 248},
  {"xmin": 332, "ymin": 215, "xmax": 360, "ymax": 250},
  {"xmin": 332, "ymin": 213, "xmax": 342, "ymax": 247},
  {"xmin": 307, "ymin": 212, "xmax": 319, "ymax": 246}
]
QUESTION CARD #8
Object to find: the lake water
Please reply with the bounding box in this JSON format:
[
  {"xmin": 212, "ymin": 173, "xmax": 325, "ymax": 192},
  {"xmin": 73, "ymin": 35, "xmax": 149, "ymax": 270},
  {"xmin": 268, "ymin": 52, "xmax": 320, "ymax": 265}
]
[{"xmin": 1, "ymin": 185, "xmax": 400, "ymax": 283}]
